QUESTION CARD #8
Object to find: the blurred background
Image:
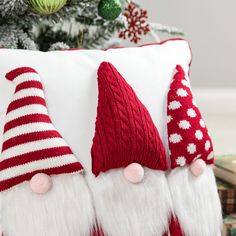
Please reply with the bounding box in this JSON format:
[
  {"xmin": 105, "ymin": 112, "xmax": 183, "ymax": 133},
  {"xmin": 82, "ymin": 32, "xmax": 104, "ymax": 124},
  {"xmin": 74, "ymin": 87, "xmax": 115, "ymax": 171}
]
[
  {"xmin": 138, "ymin": 0, "xmax": 236, "ymax": 88},
  {"xmin": 134, "ymin": 0, "xmax": 236, "ymax": 155}
]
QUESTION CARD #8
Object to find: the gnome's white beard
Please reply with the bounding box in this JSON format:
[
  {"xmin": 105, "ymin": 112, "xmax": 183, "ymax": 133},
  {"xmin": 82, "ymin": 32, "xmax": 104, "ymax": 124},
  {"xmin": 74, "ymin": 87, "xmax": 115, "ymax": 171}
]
[
  {"xmin": 89, "ymin": 168, "xmax": 172, "ymax": 236},
  {"xmin": 2, "ymin": 174, "xmax": 95, "ymax": 236},
  {"xmin": 168, "ymin": 166, "xmax": 222, "ymax": 236}
]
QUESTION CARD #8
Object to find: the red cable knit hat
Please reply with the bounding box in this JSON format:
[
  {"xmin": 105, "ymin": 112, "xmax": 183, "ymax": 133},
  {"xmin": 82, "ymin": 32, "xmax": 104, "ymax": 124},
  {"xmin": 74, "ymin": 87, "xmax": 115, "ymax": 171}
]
[
  {"xmin": 91, "ymin": 62, "xmax": 168, "ymax": 176},
  {"xmin": 167, "ymin": 65, "xmax": 214, "ymax": 169},
  {"xmin": 0, "ymin": 67, "xmax": 83, "ymax": 191}
]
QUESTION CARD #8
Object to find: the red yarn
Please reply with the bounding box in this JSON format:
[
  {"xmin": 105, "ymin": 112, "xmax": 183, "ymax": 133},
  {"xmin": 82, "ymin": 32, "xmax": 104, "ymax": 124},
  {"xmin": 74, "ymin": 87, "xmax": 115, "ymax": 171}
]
[
  {"xmin": 167, "ymin": 65, "xmax": 214, "ymax": 169},
  {"xmin": 0, "ymin": 67, "xmax": 83, "ymax": 192},
  {"xmin": 91, "ymin": 62, "xmax": 167, "ymax": 176}
]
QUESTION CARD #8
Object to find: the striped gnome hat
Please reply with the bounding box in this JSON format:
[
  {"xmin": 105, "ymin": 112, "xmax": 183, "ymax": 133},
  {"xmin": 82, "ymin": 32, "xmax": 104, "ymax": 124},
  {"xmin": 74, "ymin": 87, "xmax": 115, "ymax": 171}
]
[
  {"xmin": 167, "ymin": 65, "xmax": 214, "ymax": 169},
  {"xmin": 91, "ymin": 62, "xmax": 168, "ymax": 176},
  {"xmin": 0, "ymin": 67, "xmax": 83, "ymax": 192}
]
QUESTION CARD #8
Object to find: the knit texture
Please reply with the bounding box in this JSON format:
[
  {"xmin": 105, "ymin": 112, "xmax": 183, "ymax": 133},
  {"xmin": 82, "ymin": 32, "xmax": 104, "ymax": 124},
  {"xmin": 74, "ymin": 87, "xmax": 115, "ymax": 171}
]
[
  {"xmin": 0, "ymin": 67, "xmax": 83, "ymax": 191},
  {"xmin": 91, "ymin": 62, "xmax": 167, "ymax": 176},
  {"xmin": 167, "ymin": 65, "xmax": 214, "ymax": 169}
]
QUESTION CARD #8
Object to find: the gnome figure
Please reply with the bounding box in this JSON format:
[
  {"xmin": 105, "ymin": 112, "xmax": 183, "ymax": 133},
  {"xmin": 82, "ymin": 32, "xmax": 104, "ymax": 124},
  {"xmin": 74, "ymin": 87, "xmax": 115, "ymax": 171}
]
[
  {"xmin": 90, "ymin": 62, "xmax": 173, "ymax": 236},
  {"xmin": 167, "ymin": 65, "xmax": 222, "ymax": 236},
  {"xmin": 0, "ymin": 67, "xmax": 95, "ymax": 236}
]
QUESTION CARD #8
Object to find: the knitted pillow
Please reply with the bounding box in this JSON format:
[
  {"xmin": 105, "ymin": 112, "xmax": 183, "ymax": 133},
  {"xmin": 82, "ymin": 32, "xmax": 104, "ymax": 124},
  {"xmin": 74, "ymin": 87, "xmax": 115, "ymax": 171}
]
[
  {"xmin": 0, "ymin": 67, "xmax": 95, "ymax": 236},
  {"xmin": 0, "ymin": 67, "xmax": 84, "ymax": 191},
  {"xmin": 91, "ymin": 61, "xmax": 168, "ymax": 176},
  {"xmin": 0, "ymin": 39, "xmax": 192, "ymax": 236},
  {"xmin": 90, "ymin": 62, "xmax": 172, "ymax": 236},
  {"xmin": 0, "ymin": 39, "xmax": 192, "ymax": 173}
]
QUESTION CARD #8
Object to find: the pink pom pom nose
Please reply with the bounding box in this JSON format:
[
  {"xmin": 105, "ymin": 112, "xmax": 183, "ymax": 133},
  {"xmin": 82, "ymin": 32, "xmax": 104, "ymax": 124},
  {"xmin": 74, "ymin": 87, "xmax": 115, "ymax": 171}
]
[
  {"xmin": 190, "ymin": 159, "xmax": 206, "ymax": 177},
  {"xmin": 30, "ymin": 173, "xmax": 52, "ymax": 194},
  {"xmin": 123, "ymin": 163, "xmax": 144, "ymax": 183}
]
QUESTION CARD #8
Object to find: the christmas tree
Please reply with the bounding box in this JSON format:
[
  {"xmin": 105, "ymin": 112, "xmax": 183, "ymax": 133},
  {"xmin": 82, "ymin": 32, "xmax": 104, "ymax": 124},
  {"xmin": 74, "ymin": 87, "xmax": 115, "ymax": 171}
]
[{"xmin": 0, "ymin": 0, "xmax": 183, "ymax": 51}]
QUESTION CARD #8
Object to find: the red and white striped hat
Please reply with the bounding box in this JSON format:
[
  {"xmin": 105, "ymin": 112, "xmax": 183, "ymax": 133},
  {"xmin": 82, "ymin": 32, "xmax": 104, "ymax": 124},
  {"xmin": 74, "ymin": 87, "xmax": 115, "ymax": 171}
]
[
  {"xmin": 167, "ymin": 65, "xmax": 214, "ymax": 169},
  {"xmin": 91, "ymin": 62, "xmax": 168, "ymax": 176},
  {"xmin": 0, "ymin": 67, "xmax": 83, "ymax": 191}
]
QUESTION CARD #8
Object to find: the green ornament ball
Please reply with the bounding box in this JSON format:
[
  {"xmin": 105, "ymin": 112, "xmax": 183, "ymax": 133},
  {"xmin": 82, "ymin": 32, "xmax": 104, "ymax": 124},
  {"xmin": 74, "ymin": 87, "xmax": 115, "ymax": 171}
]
[
  {"xmin": 98, "ymin": 0, "xmax": 122, "ymax": 21},
  {"xmin": 29, "ymin": 0, "xmax": 67, "ymax": 15}
]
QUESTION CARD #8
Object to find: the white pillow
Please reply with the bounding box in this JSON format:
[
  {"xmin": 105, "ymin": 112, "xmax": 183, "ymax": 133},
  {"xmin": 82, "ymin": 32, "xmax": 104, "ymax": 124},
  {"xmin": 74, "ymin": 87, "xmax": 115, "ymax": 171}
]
[{"xmin": 0, "ymin": 39, "xmax": 191, "ymax": 172}]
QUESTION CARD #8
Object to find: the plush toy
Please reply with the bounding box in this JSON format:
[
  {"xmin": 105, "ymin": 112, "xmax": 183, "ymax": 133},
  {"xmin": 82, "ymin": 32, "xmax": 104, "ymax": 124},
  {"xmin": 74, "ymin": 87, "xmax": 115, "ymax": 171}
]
[
  {"xmin": 90, "ymin": 62, "xmax": 173, "ymax": 236},
  {"xmin": 0, "ymin": 67, "xmax": 95, "ymax": 236},
  {"xmin": 167, "ymin": 65, "xmax": 222, "ymax": 236},
  {"xmin": 0, "ymin": 62, "xmax": 222, "ymax": 236}
]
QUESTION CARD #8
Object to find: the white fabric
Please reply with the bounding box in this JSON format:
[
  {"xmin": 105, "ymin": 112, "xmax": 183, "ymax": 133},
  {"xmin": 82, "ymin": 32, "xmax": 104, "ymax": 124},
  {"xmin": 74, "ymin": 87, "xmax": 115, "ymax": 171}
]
[
  {"xmin": 4, "ymin": 122, "xmax": 56, "ymax": 140},
  {"xmin": 2, "ymin": 175, "xmax": 95, "ymax": 236},
  {"xmin": 13, "ymin": 72, "xmax": 41, "ymax": 84},
  {"xmin": 0, "ymin": 39, "xmax": 192, "ymax": 235},
  {"xmin": 168, "ymin": 166, "xmax": 222, "ymax": 236},
  {"xmin": 2, "ymin": 138, "xmax": 67, "ymax": 159},
  {"xmin": 12, "ymin": 88, "xmax": 44, "ymax": 101},
  {"xmin": 88, "ymin": 168, "xmax": 173, "ymax": 236},
  {"xmin": 5, "ymin": 104, "xmax": 48, "ymax": 123},
  {"xmin": 0, "ymin": 154, "xmax": 78, "ymax": 180},
  {"xmin": 0, "ymin": 39, "xmax": 191, "ymax": 170}
]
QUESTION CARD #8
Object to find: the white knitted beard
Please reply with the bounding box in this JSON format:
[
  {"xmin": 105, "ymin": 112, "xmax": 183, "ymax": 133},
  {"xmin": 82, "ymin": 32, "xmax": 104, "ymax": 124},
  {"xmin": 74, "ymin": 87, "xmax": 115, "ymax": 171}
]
[
  {"xmin": 2, "ymin": 174, "xmax": 95, "ymax": 236},
  {"xmin": 168, "ymin": 166, "xmax": 222, "ymax": 236},
  {"xmin": 89, "ymin": 168, "xmax": 172, "ymax": 236}
]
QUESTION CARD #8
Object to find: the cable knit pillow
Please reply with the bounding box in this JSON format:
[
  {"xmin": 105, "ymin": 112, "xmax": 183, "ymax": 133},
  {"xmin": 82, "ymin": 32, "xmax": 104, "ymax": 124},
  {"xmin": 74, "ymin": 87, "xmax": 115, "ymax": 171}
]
[
  {"xmin": 0, "ymin": 39, "xmax": 192, "ymax": 236},
  {"xmin": 91, "ymin": 61, "xmax": 168, "ymax": 176},
  {"xmin": 0, "ymin": 39, "xmax": 192, "ymax": 173},
  {"xmin": 90, "ymin": 61, "xmax": 172, "ymax": 236}
]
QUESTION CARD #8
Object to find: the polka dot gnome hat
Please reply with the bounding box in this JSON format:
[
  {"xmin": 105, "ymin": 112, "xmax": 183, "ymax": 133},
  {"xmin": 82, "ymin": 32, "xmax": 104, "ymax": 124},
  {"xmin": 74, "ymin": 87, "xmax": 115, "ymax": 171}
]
[
  {"xmin": 0, "ymin": 67, "xmax": 83, "ymax": 192},
  {"xmin": 167, "ymin": 65, "xmax": 214, "ymax": 170},
  {"xmin": 91, "ymin": 62, "xmax": 168, "ymax": 176}
]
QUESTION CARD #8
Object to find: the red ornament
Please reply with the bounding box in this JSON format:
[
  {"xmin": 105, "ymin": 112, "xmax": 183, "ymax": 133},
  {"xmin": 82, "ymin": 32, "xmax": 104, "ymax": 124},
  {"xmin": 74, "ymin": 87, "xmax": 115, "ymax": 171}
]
[{"xmin": 119, "ymin": 3, "xmax": 150, "ymax": 44}]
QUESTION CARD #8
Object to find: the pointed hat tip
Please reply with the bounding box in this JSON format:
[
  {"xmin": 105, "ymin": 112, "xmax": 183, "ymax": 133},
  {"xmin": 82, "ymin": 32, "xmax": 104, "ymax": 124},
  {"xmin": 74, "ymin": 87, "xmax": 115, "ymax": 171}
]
[
  {"xmin": 98, "ymin": 61, "xmax": 118, "ymax": 74},
  {"xmin": 5, "ymin": 67, "xmax": 38, "ymax": 82},
  {"xmin": 92, "ymin": 63, "xmax": 168, "ymax": 175},
  {"xmin": 175, "ymin": 65, "xmax": 185, "ymax": 75},
  {"xmin": 97, "ymin": 62, "xmax": 118, "ymax": 86},
  {"xmin": 99, "ymin": 61, "xmax": 113, "ymax": 70}
]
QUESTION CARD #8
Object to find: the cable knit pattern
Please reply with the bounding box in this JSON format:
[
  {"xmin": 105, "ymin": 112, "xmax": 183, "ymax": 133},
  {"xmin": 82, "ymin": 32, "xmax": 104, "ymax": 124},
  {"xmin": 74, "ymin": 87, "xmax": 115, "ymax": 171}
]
[
  {"xmin": 0, "ymin": 67, "xmax": 83, "ymax": 191},
  {"xmin": 91, "ymin": 62, "xmax": 167, "ymax": 176}
]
